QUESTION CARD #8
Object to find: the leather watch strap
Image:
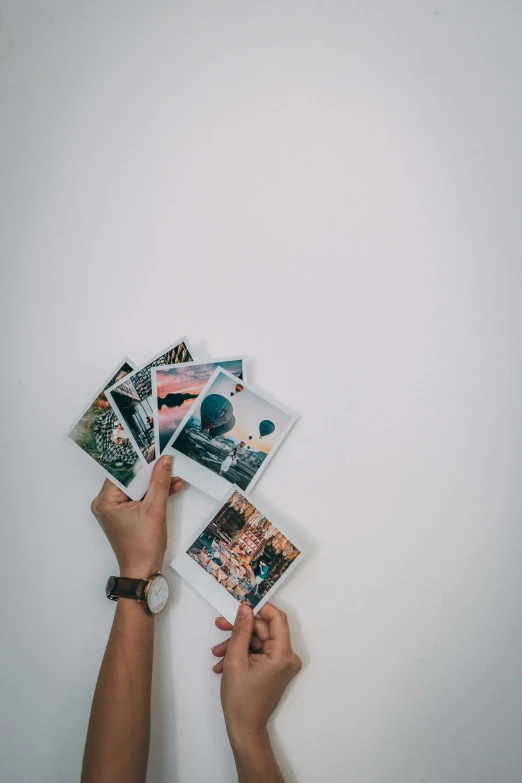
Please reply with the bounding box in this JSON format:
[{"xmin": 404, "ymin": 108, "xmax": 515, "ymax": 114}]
[{"xmin": 106, "ymin": 575, "xmax": 149, "ymax": 602}]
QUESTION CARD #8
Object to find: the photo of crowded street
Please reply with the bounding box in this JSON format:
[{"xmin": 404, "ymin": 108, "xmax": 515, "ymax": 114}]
[{"xmin": 187, "ymin": 489, "xmax": 301, "ymax": 608}]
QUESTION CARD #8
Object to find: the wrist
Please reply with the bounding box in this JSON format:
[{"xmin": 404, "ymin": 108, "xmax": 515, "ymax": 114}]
[
  {"xmin": 227, "ymin": 726, "xmax": 269, "ymax": 755},
  {"xmin": 117, "ymin": 561, "xmax": 164, "ymax": 579},
  {"xmin": 115, "ymin": 595, "xmax": 155, "ymax": 618},
  {"xmin": 229, "ymin": 730, "xmax": 284, "ymax": 783}
]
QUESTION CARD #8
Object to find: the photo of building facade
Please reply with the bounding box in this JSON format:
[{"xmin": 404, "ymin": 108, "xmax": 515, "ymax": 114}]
[{"xmin": 108, "ymin": 341, "xmax": 193, "ymax": 463}]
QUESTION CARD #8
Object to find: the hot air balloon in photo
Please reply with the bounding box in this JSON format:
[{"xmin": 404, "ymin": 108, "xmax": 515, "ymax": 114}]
[
  {"xmin": 200, "ymin": 394, "xmax": 233, "ymax": 432},
  {"xmin": 248, "ymin": 435, "xmax": 253, "ymax": 440},
  {"xmin": 230, "ymin": 383, "xmax": 244, "ymax": 397},
  {"xmin": 208, "ymin": 415, "xmax": 236, "ymax": 439},
  {"xmin": 259, "ymin": 420, "xmax": 275, "ymax": 439}
]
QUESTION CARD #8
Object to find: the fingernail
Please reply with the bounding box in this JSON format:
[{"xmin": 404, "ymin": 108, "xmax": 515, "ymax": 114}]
[
  {"xmin": 237, "ymin": 605, "xmax": 249, "ymax": 619},
  {"xmin": 163, "ymin": 455, "xmax": 173, "ymax": 470}
]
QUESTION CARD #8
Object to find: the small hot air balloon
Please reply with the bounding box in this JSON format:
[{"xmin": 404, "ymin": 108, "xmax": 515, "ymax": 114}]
[
  {"xmin": 230, "ymin": 383, "xmax": 244, "ymax": 396},
  {"xmin": 247, "ymin": 445, "xmax": 251, "ymax": 450},
  {"xmin": 200, "ymin": 394, "xmax": 233, "ymax": 431},
  {"xmin": 259, "ymin": 420, "xmax": 275, "ymax": 439},
  {"xmin": 248, "ymin": 435, "xmax": 253, "ymax": 440}
]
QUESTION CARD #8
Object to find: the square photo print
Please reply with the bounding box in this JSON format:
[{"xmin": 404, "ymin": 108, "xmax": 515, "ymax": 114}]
[
  {"xmin": 65, "ymin": 358, "xmax": 153, "ymax": 500},
  {"xmin": 171, "ymin": 486, "xmax": 304, "ymax": 623},
  {"xmin": 106, "ymin": 338, "xmax": 194, "ymax": 465},
  {"xmin": 166, "ymin": 367, "xmax": 298, "ymax": 499},
  {"xmin": 152, "ymin": 356, "xmax": 246, "ymax": 455}
]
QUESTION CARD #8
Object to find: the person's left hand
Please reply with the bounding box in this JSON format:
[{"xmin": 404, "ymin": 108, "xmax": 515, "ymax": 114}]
[
  {"xmin": 211, "ymin": 613, "xmax": 271, "ymax": 664},
  {"xmin": 90, "ymin": 454, "xmax": 183, "ymax": 578},
  {"xmin": 211, "ymin": 604, "xmax": 302, "ymax": 743}
]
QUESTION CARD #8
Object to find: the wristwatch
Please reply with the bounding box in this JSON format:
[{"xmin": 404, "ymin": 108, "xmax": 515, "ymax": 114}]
[{"xmin": 105, "ymin": 571, "xmax": 169, "ymax": 615}]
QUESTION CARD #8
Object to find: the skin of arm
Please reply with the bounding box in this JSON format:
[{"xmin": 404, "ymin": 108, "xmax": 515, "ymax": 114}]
[
  {"xmin": 81, "ymin": 454, "xmax": 182, "ymax": 783},
  {"xmin": 211, "ymin": 603, "xmax": 302, "ymax": 783}
]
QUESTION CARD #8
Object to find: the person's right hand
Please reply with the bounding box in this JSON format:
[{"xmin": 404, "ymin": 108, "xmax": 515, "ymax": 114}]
[
  {"xmin": 212, "ymin": 603, "xmax": 302, "ymax": 743},
  {"xmin": 90, "ymin": 454, "xmax": 183, "ymax": 579}
]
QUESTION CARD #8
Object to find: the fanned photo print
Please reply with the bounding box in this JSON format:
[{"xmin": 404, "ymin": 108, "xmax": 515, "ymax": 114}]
[
  {"xmin": 106, "ymin": 339, "xmax": 193, "ymax": 464},
  {"xmin": 166, "ymin": 367, "xmax": 297, "ymax": 499}
]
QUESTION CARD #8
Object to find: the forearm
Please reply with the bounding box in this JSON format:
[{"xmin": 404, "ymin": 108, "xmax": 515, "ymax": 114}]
[
  {"xmin": 81, "ymin": 600, "xmax": 155, "ymax": 783},
  {"xmin": 229, "ymin": 731, "xmax": 285, "ymax": 783}
]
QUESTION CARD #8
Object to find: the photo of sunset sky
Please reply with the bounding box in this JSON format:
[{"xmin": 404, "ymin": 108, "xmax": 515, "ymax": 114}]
[{"xmin": 155, "ymin": 359, "xmax": 244, "ymax": 453}]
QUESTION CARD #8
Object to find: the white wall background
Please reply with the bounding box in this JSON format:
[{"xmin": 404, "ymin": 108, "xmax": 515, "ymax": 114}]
[{"xmin": 2, "ymin": 2, "xmax": 522, "ymax": 781}]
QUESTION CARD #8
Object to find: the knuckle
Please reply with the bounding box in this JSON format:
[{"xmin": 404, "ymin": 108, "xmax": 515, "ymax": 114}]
[
  {"xmin": 143, "ymin": 496, "xmax": 163, "ymax": 515},
  {"xmin": 223, "ymin": 657, "xmax": 240, "ymax": 674},
  {"xmin": 280, "ymin": 652, "xmax": 300, "ymax": 673},
  {"xmin": 147, "ymin": 504, "xmax": 166, "ymax": 522},
  {"xmin": 90, "ymin": 498, "xmax": 99, "ymax": 517},
  {"xmin": 155, "ymin": 478, "xmax": 169, "ymax": 492},
  {"xmin": 284, "ymin": 652, "xmax": 294, "ymax": 669},
  {"xmin": 153, "ymin": 469, "xmax": 171, "ymax": 488}
]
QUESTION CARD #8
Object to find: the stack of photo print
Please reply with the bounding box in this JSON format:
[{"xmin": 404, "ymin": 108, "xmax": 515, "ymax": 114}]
[{"xmin": 66, "ymin": 338, "xmax": 304, "ymax": 621}]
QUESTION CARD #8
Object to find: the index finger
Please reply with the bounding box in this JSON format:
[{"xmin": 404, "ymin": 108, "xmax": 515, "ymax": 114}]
[
  {"xmin": 257, "ymin": 603, "xmax": 292, "ymax": 650},
  {"xmin": 215, "ymin": 615, "xmax": 271, "ymax": 641}
]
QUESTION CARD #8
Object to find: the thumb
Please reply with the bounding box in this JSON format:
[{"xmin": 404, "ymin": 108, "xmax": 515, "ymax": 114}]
[
  {"xmin": 226, "ymin": 605, "xmax": 255, "ymax": 666},
  {"xmin": 145, "ymin": 454, "xmax": 174, "ymax": 510}
]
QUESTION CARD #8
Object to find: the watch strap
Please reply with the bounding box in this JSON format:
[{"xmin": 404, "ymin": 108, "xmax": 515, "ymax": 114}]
[{"xmin": 106, "ymin": 576, "xmax": 149, "ymax": 602}]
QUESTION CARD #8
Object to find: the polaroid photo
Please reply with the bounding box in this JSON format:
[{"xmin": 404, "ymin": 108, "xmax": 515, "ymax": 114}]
[
  {"xmin": 106, "ymin": 339, "xmax": 194, "ymax": 465},
  {"xmin": 151, "ymin": 356, "xmax": 247, "ymax": 456},
  {"xmin": 65, "ymin": 358, "xmax": 154, "ymax": 501},
  {"xmin": 171, "ymin": 486, "xmax": 304, "ymax": 623},
  {"xmin": 165, "ymin": 367, "xmax": 298, "ymax": 499}
]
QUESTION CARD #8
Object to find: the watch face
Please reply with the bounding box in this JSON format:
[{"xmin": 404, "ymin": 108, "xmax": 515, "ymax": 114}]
[{"xmin": 146, "ymin": 574, "xmax": 169, "ymax": 614}]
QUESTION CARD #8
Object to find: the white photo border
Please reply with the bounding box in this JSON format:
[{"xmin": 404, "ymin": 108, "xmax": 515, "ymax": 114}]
[{"xmin": 170, "ymin": 484, "xmax": 305, "ymax": 624}]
